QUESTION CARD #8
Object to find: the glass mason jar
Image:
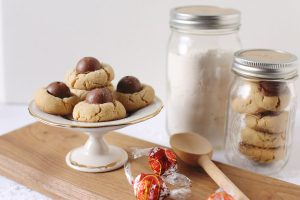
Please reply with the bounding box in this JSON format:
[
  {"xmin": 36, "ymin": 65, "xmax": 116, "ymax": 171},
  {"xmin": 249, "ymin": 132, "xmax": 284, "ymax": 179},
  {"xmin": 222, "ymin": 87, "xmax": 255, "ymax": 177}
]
[
  {"xmin": 167, "ymin": 6, "xmax": 242, "ymax": 149},
  {"xmin": 225, "ymin": 49, "xmax": 298, "ymax": 174}
]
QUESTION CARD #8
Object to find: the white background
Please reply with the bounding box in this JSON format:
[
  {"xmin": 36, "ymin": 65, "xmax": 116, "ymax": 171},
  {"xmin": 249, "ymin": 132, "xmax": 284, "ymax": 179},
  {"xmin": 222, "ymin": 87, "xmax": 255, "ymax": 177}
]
[{"xmin": 0, "ymin": 0, "xmax": 300, "ymax": 104}]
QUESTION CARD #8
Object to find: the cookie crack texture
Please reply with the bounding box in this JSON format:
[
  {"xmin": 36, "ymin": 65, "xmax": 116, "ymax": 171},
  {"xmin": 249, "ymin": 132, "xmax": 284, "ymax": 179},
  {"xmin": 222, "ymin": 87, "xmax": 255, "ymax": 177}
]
[
  {"xmin": 247, "ymin": 99, "xmax": 252, "ymax": 107},
  {"xmin": 61, "ymin": 99, "xmax": 69, "ymax": 113},
  {"xmin": 102, "ymin": 67, "xmax": 111, "ymax": 82},
  {"xmin": 95, "ymin": 106, "xmax": 102, "ymax": 121},
  {"xmin": 280, "ymin": 132, "xmax": 286, "ymax": 140},
  {"xmin": 128, "ymin": 95, "xmax": 135, "ymax": 104},
  {"xmin": 74, "ymin": 109, "xmax": 80, "ymax": 120},
  {"xmin": 71, "ymin": 76, "xmax": 80, "ymax": 88},
  {"xmin": 83, "ymin": 81, "xmax": 89, "ymax": 90},
  {"xmin": 276, "ymin": 98, "xmax": 281, "ymax": 109},
  {"xmin": 140, "ymin": 92, "xmax": 149, "ymax": 104}
]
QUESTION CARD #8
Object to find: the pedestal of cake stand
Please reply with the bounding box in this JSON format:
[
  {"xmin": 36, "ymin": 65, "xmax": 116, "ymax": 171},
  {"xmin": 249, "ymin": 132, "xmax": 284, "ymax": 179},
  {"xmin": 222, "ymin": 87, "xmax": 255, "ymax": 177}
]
[{"xmin": 66, "ymin": 126, "xmax": 128, "ymax": 172}]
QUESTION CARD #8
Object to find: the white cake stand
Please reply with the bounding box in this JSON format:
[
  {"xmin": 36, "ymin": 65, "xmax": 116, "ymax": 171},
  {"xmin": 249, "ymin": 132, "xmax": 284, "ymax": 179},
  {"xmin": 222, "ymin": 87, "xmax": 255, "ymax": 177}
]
[{"xmin": 28, "ymin": 97, "xmax": 163, "ymax": 173}]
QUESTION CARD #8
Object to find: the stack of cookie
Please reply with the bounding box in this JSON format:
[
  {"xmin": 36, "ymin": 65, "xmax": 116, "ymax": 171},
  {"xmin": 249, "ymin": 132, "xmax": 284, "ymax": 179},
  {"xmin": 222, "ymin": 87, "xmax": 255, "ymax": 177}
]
[
  {"xmin": 64, "ymin": 57, "xmax": 114, "ymax": 101},
  {"xmin": 34, "ymin": 57, "xmax": 156, "ymax": 123},
  {"xmin": 232, "ymin": 81, "xmax": 290, "ymax": 163}
]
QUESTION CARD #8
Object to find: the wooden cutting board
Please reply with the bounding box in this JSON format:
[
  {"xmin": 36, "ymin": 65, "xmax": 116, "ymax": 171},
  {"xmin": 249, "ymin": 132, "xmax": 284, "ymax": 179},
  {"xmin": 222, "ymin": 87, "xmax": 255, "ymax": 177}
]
[{"xmin": 0, "ymin": 122, "xmax": 299, "ymax": 200}]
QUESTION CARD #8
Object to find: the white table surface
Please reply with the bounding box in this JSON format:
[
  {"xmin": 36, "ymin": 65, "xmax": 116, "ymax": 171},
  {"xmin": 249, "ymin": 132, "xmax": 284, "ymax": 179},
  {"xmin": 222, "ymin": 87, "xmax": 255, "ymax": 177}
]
[{"xmin": 0, "ymin": 104, "xmax": 299, "ymax": 199}]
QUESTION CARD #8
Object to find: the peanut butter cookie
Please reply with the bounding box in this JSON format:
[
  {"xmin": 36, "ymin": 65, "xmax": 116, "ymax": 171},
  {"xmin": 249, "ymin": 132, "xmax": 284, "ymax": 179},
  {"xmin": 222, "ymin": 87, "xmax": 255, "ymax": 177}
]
[
  {"xmin": 240, "ymin": 128, "xmax": 285, "ymax": 148},
  {"xmin": 72, "ymin": 88, "xmax": 126, "ymax": 122},
  {"xmin": 115, "ymin": 76, "xmax": 155, "ymax": 112},
  {"xmin": 239, "ymin": 143, "xmax": 285, "ymax": 163},
  {"xmin": 65, "ymin": 57, "xmax": 114, "ymax": 90},
  {"xmin": 35, "ymin": 82, "xmax": 79, "ymax": 115},
  {"xmin": 232, "ymin": 82, "xmax": 290, "ymax": 114},
  {"xmin": 232, "ymin": 96, "xmax": 265, "ymax": 114},
  {"xmin": 245, "ymin": 111, "xmax": 288, "ymax": 134}
]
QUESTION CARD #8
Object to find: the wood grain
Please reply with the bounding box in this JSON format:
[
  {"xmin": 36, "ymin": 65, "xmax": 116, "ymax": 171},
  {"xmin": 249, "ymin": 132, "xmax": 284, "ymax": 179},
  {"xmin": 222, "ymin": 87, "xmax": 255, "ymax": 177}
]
[{"xmin": 0, "ymin": 122, "xmax": 299, "ymax": 200}]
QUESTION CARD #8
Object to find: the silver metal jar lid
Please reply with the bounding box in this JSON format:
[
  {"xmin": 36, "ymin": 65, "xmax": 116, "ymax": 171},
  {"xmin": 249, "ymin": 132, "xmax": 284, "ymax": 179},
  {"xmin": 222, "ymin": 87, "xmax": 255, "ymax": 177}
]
[
  {"xmin": 233, "ymin": 49, "xmax": 298, "ymax": 80},
  {"xmin": 170, "ymin": 5, "xmax": 240, "ymax": 30}
]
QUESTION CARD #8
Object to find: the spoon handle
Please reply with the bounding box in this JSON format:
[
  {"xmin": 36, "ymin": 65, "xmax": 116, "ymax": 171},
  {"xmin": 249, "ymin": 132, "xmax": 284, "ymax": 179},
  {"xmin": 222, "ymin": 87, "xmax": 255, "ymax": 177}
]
[{"xmin": 198, "ymin": 155, "xmax": 249, "ymax": 200}]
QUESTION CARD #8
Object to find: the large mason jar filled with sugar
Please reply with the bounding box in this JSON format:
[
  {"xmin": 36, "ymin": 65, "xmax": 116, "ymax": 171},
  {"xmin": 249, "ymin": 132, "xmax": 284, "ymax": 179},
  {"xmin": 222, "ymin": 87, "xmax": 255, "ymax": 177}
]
[{"xmin": 167, "ymin": 6, "xmax": 242, "ymax": 149}]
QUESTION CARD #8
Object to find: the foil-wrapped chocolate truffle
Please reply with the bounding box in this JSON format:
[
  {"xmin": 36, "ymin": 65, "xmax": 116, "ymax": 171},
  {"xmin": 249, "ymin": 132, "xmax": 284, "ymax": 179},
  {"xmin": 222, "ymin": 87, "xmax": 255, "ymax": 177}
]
[
  {"xmin": 117, "ymin": 76, "xmax": 143, "ymax": 94},
  {"xmin": 47, "ymin": 81, "xmax": 71, "ymax": 98},
  {"xmin": 85, "ymin": 88, "xmax": 113, "ymax": 104},
  {"xmin": 207, "ymin": 189, "xmax": 234, "ymax": 200},
  {"xmin": 149, "ymin": 147, "xmax": 177, "ymax": 176},
  {"xmin": 124, "ymin": 147, "xmax": 191, "ymax": 200},
  {"xmin": 76, "ymin": 57, "xmax": 102, "ymax": 74},
  {"xmin": 134, "ymin": 173, "xmax": 169, "ymax": 200}
]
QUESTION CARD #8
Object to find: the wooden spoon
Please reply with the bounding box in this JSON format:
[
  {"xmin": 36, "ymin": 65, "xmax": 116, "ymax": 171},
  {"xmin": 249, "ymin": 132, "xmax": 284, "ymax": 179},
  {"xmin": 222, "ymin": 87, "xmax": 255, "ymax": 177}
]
[{"xmin": 170, "ymin": 132, "xmax": 249, "ymax": 200}]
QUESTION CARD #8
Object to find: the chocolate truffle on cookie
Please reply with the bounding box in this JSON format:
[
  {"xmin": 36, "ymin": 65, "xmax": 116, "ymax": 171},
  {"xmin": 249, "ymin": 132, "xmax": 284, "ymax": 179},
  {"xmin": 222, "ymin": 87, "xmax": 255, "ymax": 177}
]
[
  {"xmin": 70, "ymin": 83, "xmax": 114, "ymax": 101},
  {"xmin": 73, "ymin": 88, "xmax": 126, "ymax": 122},
  {"xmin": 47, "ymin": 82, "xmax": 71, "ymax": 98},
  {"xmin": 117, "ymin": 76, "xmax": 143, "ymax": 94},
  {"xmin": 76, "ymin": 57, "xmax": 102, "ymax": 74},
  {"xmin": 34, "ymin": 81, "xmax": 79, "ymax": 115},
  {"xmin": 65, "ymin": 57, "xmax": 114, "ymax": 90},
  {"xmin": 86, "ymin": 87, "xmax": 113, "ymax": 104},
  {"xmin": 115, "ymin": 76, "xmax": 155, "ymax": 112}
]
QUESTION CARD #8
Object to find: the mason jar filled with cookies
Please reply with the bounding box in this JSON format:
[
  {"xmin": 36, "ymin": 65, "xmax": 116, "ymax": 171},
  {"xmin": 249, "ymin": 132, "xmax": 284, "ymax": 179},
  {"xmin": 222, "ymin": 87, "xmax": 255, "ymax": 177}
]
[{"xmin": 225, "ymin": 49, "xmax": 298, "ymax": 174}]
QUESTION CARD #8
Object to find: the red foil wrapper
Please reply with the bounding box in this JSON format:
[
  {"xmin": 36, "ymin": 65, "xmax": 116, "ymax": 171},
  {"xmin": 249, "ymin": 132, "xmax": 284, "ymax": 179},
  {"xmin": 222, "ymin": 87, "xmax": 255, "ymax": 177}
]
[
  {"xmin": 148, "ymin": 147, "xmax": 177, "ymax": 176},
  {"xmin": 207, "ymin": 190, "xmax": 235, "ymax": 200},
  {"xmin": 126, "ymin": 147, "xmax": 191, "ymax": 200},
  {"xmin": 134, "ymin": 173, "xmax": 169, "ymax": 200}
]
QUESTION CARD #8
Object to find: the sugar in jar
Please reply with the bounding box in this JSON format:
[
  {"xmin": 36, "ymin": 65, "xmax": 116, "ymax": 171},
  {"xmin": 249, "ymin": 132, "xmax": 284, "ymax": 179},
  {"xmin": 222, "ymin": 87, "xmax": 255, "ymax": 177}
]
[{"xmin": 167, "ymin": 6, "xmax": 242, "ymax": 149}]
